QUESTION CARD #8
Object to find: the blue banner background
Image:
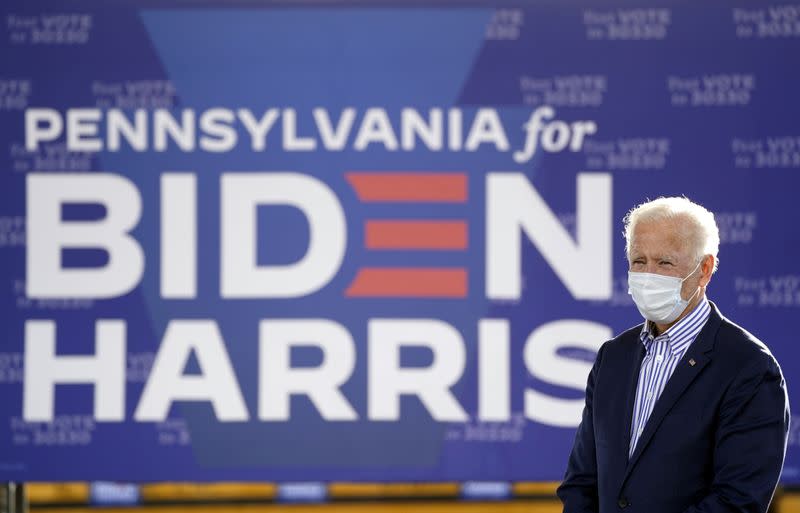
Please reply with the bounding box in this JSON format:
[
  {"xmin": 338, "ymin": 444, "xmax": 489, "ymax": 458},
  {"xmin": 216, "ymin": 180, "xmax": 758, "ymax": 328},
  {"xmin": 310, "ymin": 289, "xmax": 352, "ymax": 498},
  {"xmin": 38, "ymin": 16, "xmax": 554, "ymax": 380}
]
[{"xmin": 1, "ymin": 1, "xmax": 799, "ymax": 483}]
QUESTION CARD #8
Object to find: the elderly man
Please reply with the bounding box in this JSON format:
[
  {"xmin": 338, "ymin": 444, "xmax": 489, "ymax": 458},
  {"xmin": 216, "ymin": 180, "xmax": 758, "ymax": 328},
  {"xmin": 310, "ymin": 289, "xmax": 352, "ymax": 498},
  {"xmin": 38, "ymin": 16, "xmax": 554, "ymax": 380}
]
[{"xmin": 557, "ymin": 197, "xmax": 790, "ymax": 513}]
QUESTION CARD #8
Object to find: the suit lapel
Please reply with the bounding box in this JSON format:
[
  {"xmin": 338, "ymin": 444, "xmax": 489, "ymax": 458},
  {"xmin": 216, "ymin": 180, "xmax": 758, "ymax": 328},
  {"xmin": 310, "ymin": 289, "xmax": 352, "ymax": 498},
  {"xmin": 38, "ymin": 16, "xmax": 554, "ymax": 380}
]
[
  {"xmin": 620, "ymin": 302, "xmax": 723, "ymax": 486},
  {"xmin": 622, "ymin": 337, "xmax": 646, "ymax": 450}
]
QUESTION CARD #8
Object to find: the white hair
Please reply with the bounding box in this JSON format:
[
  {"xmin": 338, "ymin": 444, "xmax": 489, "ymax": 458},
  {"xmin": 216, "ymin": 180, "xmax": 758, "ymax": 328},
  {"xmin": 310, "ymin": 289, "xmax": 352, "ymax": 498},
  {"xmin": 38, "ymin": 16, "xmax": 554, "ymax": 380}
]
[{"xmin": 623, "ymin": 196, "xmax": 720, "ymax": 272}]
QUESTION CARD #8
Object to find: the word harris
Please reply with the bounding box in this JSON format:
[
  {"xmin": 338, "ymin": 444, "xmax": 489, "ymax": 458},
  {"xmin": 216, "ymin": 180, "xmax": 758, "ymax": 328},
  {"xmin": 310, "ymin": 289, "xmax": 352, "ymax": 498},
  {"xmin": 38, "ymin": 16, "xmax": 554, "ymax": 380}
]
[{"xmin": 22, "ymin": 106, "xmax": 613, "ymax": 430}]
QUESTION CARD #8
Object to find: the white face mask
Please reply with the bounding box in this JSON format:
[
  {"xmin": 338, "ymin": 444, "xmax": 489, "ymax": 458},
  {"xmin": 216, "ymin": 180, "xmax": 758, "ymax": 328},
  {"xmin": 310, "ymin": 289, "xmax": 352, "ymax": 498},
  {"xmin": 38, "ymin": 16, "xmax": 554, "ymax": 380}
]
[{"xmin": 627, "ymin": 260, "xmax": 702, "ymax": 325}]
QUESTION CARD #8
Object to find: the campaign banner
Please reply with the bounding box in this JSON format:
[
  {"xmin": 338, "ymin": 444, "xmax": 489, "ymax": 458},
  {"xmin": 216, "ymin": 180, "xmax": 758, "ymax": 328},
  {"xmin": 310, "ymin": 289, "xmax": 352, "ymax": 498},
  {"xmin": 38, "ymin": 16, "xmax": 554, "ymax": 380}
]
[{"xmin": 1, "ymin": 0, "xmax": 799, "ymax": 483}]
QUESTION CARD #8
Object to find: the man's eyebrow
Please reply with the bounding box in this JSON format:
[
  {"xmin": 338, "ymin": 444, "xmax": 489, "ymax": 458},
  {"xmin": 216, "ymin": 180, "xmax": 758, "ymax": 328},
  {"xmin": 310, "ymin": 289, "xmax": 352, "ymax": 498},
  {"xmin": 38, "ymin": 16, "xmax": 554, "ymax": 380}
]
[{"xmin": 628, "ymin": 252, "xmax": 679, "ymax": 261}]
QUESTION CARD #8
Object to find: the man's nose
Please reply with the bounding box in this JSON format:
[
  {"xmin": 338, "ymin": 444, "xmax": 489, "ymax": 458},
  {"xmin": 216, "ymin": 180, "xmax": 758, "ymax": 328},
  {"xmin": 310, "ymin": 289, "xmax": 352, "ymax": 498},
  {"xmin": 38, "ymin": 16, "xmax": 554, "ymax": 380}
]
[{"xmin": 644, "ymin": 262, "xmax": 661, "ymax": 274}]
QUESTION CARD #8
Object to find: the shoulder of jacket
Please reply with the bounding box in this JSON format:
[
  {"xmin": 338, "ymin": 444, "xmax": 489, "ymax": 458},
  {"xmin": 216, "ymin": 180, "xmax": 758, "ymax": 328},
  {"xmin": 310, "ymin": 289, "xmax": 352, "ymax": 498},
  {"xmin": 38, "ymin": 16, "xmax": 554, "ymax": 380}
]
[
  {"xmin": 716, "ymin": 317, "xmax": 781, "ymax": 374},
  {"xmin": 594, "ymin": 323, "xmax": 644, "ymax": 365}
]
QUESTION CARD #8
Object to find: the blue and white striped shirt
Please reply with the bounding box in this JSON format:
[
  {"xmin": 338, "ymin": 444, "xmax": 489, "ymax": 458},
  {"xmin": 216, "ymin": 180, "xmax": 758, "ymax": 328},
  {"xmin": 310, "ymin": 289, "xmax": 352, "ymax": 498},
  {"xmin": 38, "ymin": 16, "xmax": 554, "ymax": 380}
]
[{"xmin": 628, "ymin": 297, "xmax": 711, "ymax": 458}]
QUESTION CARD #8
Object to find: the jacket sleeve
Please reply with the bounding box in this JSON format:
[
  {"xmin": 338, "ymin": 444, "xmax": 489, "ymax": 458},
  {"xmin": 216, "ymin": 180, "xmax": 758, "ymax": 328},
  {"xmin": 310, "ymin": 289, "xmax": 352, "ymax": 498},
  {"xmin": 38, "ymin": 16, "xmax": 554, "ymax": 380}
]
[
  {"xmin": 556, "ymin": 341, "xmax": 607, "ymax": 513},
  {"xmin": 682, "ymin": 353, "xmax": 790, "ymax": 513}
]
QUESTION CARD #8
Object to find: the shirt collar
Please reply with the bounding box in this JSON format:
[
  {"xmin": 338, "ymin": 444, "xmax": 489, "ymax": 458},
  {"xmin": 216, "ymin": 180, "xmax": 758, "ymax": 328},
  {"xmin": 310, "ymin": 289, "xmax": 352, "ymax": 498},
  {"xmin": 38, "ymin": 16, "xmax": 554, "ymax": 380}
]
[{"xmin": 639, "ymin": 296, "xmax": 711, "ymax": 358}]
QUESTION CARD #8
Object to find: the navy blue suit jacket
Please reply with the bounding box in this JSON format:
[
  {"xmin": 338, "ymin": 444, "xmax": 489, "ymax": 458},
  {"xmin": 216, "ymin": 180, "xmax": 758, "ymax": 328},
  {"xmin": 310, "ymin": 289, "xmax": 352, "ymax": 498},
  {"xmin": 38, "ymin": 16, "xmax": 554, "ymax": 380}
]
[{"xmin": 557, "ymin": 302, "xmax": 790, "ymax": 513}]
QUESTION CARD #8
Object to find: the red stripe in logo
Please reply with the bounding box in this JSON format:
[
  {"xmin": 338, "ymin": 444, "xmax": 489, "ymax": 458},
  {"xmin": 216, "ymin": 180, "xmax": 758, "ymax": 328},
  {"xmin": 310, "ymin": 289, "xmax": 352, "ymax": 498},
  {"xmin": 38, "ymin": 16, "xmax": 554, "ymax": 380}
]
[
  {"xmin": 345, "ymin": 172, "xmax": 467, "ymax": 203},
  {"xmin": 345, "ymin": 268, "xmax": 467, "ymax": 298},
  {"xmin": 365, "ymin": 220, "xmax": 468, "ymax": 250}
]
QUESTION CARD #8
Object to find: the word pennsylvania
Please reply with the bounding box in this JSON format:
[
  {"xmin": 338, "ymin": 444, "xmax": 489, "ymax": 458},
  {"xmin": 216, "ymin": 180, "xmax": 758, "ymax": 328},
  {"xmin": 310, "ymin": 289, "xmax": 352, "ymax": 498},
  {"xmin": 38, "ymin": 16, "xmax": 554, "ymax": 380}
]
[{"xmin": 24, "ymin": 106, "xmax": 597, "ymax": 164}]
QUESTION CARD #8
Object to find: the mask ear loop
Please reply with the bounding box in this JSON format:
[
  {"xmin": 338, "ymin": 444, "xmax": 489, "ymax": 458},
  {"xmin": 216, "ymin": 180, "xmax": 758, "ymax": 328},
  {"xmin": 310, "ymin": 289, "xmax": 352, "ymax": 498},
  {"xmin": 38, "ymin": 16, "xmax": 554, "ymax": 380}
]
[
  {"xmin": 680, "ymin": 257, "xmax": 705, "ymax": 302},
  {"xmin": 684, "ymin": 283, "xmax": 702, "ymax": 304},
  {"xmin": 680, "ymin": 258, "xmax": 704, "ymax": 283}
]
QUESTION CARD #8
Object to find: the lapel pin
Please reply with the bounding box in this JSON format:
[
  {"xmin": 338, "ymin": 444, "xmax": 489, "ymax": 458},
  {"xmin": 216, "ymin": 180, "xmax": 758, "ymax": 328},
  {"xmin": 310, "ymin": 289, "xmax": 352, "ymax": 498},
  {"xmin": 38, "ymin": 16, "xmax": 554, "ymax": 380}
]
[{"xmin": 689, "ymin": 358, "xmax": 696, "ymax": 367}]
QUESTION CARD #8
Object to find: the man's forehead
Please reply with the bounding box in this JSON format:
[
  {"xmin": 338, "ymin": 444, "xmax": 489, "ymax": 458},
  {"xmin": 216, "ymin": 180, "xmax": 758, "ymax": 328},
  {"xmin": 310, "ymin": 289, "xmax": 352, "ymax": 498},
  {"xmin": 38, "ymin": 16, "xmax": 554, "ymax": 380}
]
[{"xmin": 629, "ymin": 219, "xmax": 692, "ymax": 255}]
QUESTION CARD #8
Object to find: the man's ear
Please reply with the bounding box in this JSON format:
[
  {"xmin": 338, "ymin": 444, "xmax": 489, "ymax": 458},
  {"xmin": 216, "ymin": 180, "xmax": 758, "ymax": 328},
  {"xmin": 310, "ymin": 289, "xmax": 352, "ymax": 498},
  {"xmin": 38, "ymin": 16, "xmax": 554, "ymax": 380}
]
[{"xmin": 700, "ymin": 254, "xmax": 715, "ymax": 287}]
